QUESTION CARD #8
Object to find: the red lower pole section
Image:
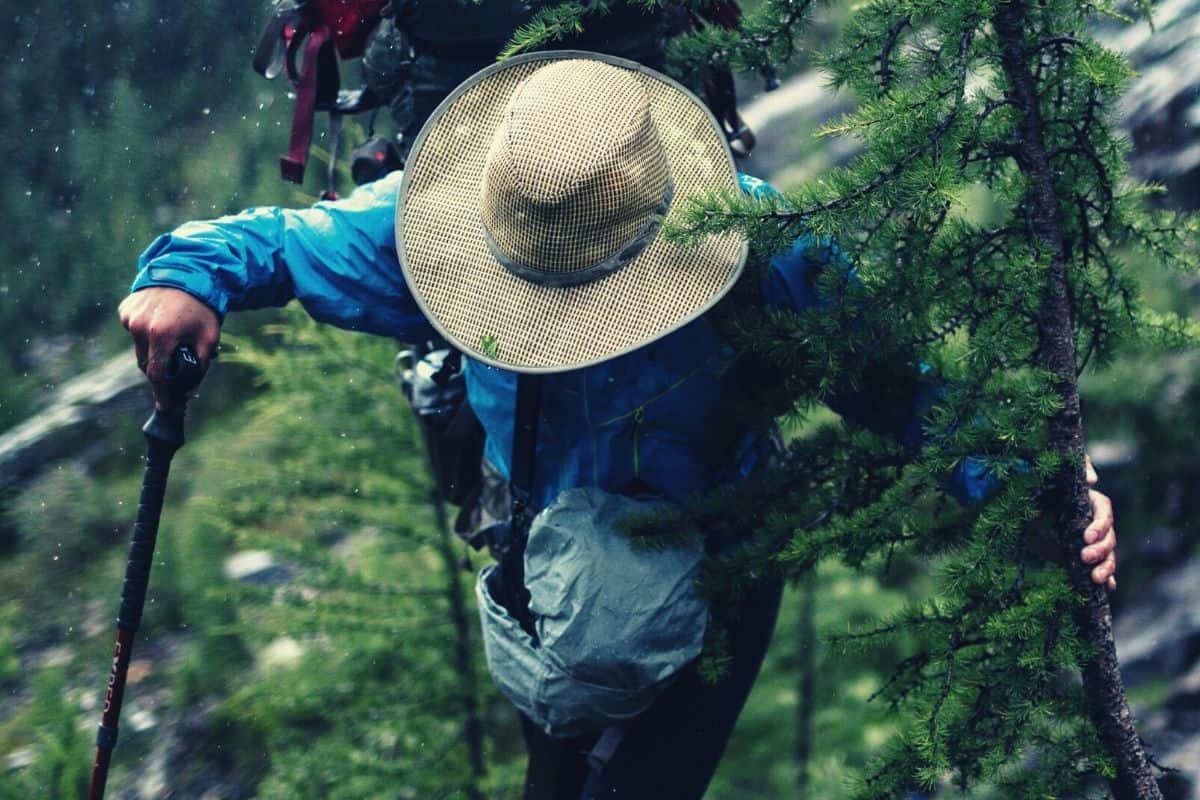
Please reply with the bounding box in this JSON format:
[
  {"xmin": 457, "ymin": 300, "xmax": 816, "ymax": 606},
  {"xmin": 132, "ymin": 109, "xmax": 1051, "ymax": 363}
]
[{"xmin": 88, "ymin": 626, "xmax": 136, "ymax": 800}]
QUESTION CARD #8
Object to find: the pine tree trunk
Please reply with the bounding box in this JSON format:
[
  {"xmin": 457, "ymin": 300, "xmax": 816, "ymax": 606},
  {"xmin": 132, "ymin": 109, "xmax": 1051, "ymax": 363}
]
[
  {"xmin": 992, "ymin": 5, "xmax": 1162, "ymax": 798},
  {"xmin": 432, "ymin": 498, "xmax": 488, "ymax": 800},
  {"xmin": 424, "ymin": 434, "xmax": 488, "ymax": 800}
]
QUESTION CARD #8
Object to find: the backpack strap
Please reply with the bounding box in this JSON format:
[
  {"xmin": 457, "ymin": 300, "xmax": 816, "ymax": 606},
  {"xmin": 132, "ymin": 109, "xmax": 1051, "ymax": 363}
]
[
  {"xmin": 509, "ymin": 372, "xmax": 543, "ymax": 542},
  {"xmin": 586, "ymin": 725, "xmax": 627, "ymax": 775},
  {"xmin": 280, "ymin": 22, "xmax": 337, "ymax": 183},
  {"xmin": 489, "ymin": 372, "xmax": 543, "ymax": 639}
]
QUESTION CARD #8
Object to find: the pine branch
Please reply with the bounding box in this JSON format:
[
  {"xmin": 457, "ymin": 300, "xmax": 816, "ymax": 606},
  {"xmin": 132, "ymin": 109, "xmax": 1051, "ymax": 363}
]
[{"xmin": 992, "ymin": 3, "xmax": 1162, "ymax": 797}]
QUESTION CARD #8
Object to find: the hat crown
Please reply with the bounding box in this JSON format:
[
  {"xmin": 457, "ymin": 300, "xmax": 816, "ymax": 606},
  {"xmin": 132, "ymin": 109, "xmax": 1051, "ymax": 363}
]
[{"xmin": 480, "ymin": 60, "xmax": 672, "ymax": 282}]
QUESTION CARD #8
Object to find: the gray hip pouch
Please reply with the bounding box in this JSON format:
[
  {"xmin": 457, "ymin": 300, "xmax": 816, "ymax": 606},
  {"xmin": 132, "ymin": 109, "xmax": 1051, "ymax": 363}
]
[{"xmin": 476, "ymin": 487, "xmax": 708, "ymax": 738}]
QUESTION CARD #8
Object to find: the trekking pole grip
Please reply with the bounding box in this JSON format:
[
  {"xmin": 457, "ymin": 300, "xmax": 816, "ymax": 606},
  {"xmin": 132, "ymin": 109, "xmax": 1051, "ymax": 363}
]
[
  {"xmin": 120, "ymin": 345, "xmax": 204, "ymax": 628},
  {"xmin": 89, "ymin": 346, "xmax": 206, "ymax": 800},
  {"xmin": 142, "ymin": 346, "xmax": 205, "ymax": 446}
]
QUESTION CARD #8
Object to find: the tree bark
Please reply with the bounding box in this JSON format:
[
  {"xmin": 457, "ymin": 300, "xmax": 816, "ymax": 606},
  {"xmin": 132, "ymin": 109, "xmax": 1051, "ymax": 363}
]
[
  {"xmin": 992, "ymin": 4, "xmax": 1162, "ymax": 798},
  {"xmin": 424, "ymin": 431, "xmax": 488, "ymax": 800},
  {"xmin": 432, "ymin": 495, "xmax": 488, "ymax": 800}
]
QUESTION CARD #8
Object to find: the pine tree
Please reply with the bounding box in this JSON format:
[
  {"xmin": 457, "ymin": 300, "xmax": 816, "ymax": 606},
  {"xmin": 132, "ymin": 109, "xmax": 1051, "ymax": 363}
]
[
  {"xmin": 0, "ymin": 1, "xmax": 289, "ymax": 428},
  {"xmin": 512, "ymin": 1, "xmax": 1197, "ymax": 797},
  {"xmin": 209, "ymin": 316, "xmax": 511, "ymax": 798}
]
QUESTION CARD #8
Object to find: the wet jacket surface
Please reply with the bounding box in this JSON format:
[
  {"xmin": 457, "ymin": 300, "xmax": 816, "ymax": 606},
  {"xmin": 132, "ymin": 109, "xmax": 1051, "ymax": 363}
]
[{"xmin": 132, "ymin": 171, "xmax": 992, "ymax": 511}]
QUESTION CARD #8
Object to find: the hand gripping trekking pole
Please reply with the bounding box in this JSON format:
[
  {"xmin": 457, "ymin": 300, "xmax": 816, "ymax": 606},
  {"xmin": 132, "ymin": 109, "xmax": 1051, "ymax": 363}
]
[{"xmin": 87, "ymin": 346, "xmax": 206, "ymax": 800}]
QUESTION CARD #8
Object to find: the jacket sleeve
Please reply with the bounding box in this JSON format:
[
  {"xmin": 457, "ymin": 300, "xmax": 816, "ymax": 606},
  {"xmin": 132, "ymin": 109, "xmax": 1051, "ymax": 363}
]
[
  {"xmin": 746, "ymin": 175, "xmax": 1001, "ymax": 503},
  {"xmin": 131, "ymin": 171, "xmax": 437, "ymax": 341}
]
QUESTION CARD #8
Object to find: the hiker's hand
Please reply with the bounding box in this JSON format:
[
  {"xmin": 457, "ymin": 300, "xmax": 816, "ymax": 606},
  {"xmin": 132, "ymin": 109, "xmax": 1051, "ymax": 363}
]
[
  {"xmin": 1080, "ymin": 456, "xmax": 1117, "ymax": 592},
  {"xmin": 118, "ymin": 287, "xmax": 220, "ymax": 409}
]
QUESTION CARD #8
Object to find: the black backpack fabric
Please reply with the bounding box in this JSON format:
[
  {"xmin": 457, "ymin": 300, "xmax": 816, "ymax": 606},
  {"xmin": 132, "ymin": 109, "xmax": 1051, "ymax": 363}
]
[{"xmin": 363, "ymin": 1, "xmax": 683, "ymax": 160}]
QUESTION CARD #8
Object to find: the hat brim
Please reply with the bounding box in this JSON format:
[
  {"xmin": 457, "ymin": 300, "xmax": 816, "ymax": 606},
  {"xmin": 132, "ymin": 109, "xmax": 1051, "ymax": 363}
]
[{"xmin": 396, "ymin": 50, "xmax": 747, "ymax": 374}]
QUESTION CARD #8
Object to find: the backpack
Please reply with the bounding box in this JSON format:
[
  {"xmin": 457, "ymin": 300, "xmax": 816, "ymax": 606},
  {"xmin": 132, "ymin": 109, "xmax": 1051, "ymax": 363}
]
[
  {"xmin": 254, "ymin": 1, "xmax": 763, "ymax": 197},
  {"xmin": 253, "ymin": 0, "xmax": 393, "ymax": 195},
  {"xmin": 361, "ymin": 2, "xmax": 688, "ymax": 171}
]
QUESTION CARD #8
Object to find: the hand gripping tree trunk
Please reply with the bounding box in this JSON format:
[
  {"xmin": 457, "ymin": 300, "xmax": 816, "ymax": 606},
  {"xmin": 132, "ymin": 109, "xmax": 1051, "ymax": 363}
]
[
  {"xmin": 993, "ymin": 4, "xmax": 1161, "ymax": 797},
  {"xmin": 507, "ymin": 1, "xmax": 1194, "ymax": 796}
]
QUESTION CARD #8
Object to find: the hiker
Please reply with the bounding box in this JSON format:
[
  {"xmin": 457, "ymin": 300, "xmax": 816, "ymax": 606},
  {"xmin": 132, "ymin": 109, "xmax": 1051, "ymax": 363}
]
[{"xmin": 117, "ymin": 53, "xmax": 1119, "ymax": 800}]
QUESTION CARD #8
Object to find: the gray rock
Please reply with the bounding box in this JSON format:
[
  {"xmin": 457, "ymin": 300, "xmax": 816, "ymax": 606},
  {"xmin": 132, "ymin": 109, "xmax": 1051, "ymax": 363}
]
[
  {"xmin": 1146, "ymin": 711, "xmax": 1200, "ymax": 799},
  {"xmin": 1115, "ymin": 559, "xmax": 1200, "ymax": 686},
  {"xmin": 1095, "ymin": 0, "xmax": 1200, "ymax": 207},
  {"xmin": 223, "ymin": 550, "xmax": 291, "ymax": 585},
  {"xmin": 3, "ymin": 746, "xmax": 35, "ymax": 772},
  {"xmin": 739, "ymin": 70, "xmax": 855, "ymax": 184},
  {"xmin": 0, "ymin": 352, "xmax": 147, "ymax": 488},
  {"xmin": 1115, "ymin": 559, "xmax": 1200, "ymax": 795},
  {"xmin": 1088, "ymin": 438, "xmax": 1139, "ymax": 470}
]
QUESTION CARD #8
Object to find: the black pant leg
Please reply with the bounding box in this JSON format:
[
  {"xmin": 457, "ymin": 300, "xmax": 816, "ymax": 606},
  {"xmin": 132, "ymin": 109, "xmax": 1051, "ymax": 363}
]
[
  {"xmin": 582, "ymin": 577, "xmax": 784, "ymax": 800},
  {"xmin": 521, "ymin": 716, "xmax": 597, "ymax": 800},
  {"xmin": 517, "ymin": 578, "xmax": 784, "ymax": 800}
]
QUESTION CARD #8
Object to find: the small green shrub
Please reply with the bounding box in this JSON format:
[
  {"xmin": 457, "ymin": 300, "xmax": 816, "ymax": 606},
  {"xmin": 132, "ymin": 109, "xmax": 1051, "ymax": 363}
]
[
  {"xmin": 0, "ymin": 603, "xmax": 19, "ymax": 686},
  {"xmin": 0, "ymin": 669, "xmax": 88, "ymax": 800},
  {"xmin": 8, "ymin": 465, "xmax": 124, "ymax": 569}
]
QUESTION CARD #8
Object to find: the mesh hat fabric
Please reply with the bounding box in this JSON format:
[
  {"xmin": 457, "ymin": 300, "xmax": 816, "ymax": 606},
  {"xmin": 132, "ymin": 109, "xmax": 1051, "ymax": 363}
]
[
  {"xmin": 396, "ymin": 50, "xmax": 747, "ymax": 373},
  {"xmin": 480, "ymin": 60, "xmax": 672, "ymax": 275}
]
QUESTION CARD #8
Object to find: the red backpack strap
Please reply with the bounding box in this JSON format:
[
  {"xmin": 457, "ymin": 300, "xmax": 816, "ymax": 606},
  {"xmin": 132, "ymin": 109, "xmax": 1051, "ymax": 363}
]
[
  {"xmin": 314, "ymin": 0, "xmax": 389, "ymax": 58},
  {"xmin": 280, "ymin": 22, "xmax": 337, "ymax": 184},
  {"xmin": 258, "ymin": 1, "xmax": 385, "ymax": 185}
]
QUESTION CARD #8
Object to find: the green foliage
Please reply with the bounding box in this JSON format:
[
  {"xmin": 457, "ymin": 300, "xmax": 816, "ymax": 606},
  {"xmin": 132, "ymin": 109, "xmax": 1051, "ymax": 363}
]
[
  {"xmin": 707, "ymin": 563, "xmax": 916, "ymax": 798},
  {"xmin": 586, "ymin": 0, "xmax": 1194, "ymax": 795},
  {"xmin": 0, "ymin": 604, "xmax": 19, "ymax": 687},
  {"xmin": 500, "ymin": 0, "xmax": 665, "ymax": 60},
  {"xmin": 152, "ymin": 313, "xmax": 517, "ymax": 798},
  {"xmin": 502, "ymin": 0, "xmax": 819, "ymax": 77},
  {"xmin": 0, "ymin": 313, "xmax": 520, "ymax": 797},
  {"xmin": 668, "ymin": 0, "xmax": 819, "ymax": 76},
  {"xmin": 7, "ymin": 464, "xmax": 124, "ymax": 567},
  {"xmin": 1, "ymin": 2, "xmax": 1193, "ymax": 797},
  {"xmin": 0, "ymin": 670, "xmax": 89, "ymax": 800},
  {"xmin": 0, "ymin": 0, "xmax": 293, "ymax": 429}
]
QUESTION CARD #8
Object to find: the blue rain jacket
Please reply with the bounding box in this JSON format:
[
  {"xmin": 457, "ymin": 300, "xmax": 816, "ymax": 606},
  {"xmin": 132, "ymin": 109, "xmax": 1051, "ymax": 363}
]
[{"xmin": 132, "ymin": 171, "xmax": 994, "ymax": 510}]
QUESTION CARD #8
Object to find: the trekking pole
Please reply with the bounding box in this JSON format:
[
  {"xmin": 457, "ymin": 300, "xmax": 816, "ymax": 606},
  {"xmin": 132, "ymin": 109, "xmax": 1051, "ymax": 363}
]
[{"xmin": 87, "ymin": 346, "xmax": 206, "ymax": 800}]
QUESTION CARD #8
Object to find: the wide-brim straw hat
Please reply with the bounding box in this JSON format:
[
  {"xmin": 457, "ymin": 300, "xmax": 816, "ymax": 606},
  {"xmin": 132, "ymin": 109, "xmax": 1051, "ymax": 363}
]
[{"xmin": 396, "ymin": 50, "xmax": 747, "ymax": 374}]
